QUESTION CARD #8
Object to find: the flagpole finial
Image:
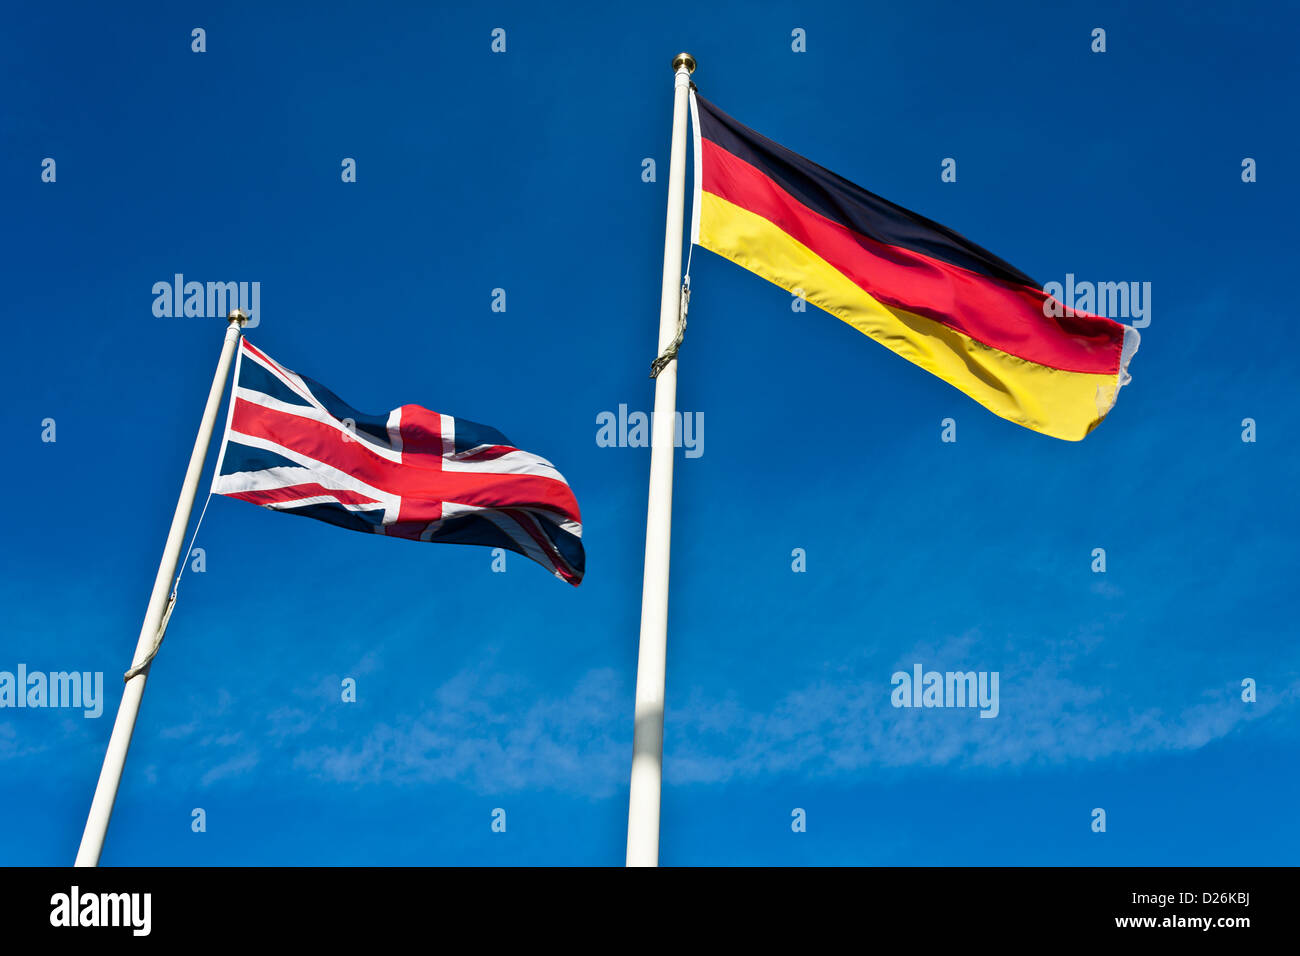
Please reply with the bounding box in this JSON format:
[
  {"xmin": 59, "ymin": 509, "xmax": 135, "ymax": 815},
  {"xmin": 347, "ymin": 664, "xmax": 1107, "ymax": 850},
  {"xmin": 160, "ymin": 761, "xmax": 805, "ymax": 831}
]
[
  {"xmin": 227, "ymin": 309, "xmax": 249, "ymax": 326},
  {"xmin": 672, "ymin": 52, "xmax": 695, "ymax": 74}
]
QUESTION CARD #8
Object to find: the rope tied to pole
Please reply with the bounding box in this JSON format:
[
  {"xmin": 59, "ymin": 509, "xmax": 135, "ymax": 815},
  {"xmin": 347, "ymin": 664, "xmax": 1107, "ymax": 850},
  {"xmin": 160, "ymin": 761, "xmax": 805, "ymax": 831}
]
[
  {"xmin": 123, "ymin": 593, "xmax": 175, "ymax": 681},
  {"xmin": 650, "ymin": 277, "xmax": 690, "ymax": 378},
  {"xmin": 122, "ymin": 490, "xmax": 214, "ymax": 682}
]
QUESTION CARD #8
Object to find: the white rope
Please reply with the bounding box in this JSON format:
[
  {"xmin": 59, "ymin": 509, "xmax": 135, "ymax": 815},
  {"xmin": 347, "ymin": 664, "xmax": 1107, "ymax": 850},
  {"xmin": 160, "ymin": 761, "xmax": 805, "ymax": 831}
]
[
  {"xmin": 650, "ymin": 278, "xmax": 689, "ymax": 378},
  {"xmin": 654, "ymin": 80, "xmax": 700, "ymax": 379},
  {"xmin": 650, "ymin": 246, "xmax": 695, "ymax": 379},
  {"xmin": 123, "ymin": 490, "xmax": 214, "ymax": 682},
  {"xmin": 172, "ymin": 490, "xmax": 214, "ymax": 599}
]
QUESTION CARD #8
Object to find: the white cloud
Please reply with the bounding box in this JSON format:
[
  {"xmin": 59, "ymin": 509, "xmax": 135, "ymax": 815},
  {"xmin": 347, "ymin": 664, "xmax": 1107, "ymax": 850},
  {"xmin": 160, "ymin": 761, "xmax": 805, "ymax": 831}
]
[{"xmin": 285, "ymin": 633, "xmax": 1298, "ymax": 793}]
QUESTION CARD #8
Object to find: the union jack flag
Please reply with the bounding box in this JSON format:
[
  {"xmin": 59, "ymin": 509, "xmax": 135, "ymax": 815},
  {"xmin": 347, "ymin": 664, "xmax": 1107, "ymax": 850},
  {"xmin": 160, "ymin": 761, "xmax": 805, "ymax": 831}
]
[{"xmin": 211, "ymin": 338, "xmax": 585, "ymax": 585}]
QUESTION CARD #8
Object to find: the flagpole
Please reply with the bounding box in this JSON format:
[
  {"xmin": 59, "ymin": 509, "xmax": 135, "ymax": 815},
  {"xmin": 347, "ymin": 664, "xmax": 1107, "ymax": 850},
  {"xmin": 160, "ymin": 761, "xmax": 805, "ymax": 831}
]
[
  {"xmin": 627, "ymin": 51, "xmax": 695, "ymax": 867},
  {"xmin": 74, "ymin": 311, "xmax": 247, "ymax": 867}
]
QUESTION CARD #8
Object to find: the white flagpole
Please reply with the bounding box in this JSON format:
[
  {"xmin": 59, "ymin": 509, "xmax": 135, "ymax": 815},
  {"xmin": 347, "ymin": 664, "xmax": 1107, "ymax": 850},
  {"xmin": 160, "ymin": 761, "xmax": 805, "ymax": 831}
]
[
  {"xmin": 74, "ymin": 311, "xmax": 247, "ymax": 866},
  {"xmin": 627, "ymin": 51, "xmax": 695, "ymax": 867}
]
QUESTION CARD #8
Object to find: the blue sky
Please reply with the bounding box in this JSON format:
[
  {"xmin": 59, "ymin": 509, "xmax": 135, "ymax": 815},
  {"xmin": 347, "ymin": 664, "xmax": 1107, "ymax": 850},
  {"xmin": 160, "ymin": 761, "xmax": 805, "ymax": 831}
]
[{"xmin": 2, "ymin": 0, "xmax": 1297, "ymax": 865}]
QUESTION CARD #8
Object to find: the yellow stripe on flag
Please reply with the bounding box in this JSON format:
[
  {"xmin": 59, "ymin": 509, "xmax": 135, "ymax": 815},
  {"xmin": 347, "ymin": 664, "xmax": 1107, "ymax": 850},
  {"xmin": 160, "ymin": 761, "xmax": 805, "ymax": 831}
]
[{"xmin": 697, "ymin": 192, "xmax": 1121, "ymax": 441}]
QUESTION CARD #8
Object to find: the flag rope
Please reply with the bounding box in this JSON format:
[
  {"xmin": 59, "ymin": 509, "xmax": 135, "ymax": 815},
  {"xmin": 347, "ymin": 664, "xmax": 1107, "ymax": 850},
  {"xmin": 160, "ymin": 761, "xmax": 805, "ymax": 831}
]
[
  {"xmin": 650, "ymin": 79, "xmax": 699, "ymax": 381},
  {"xmin": 122, "ymin": 489, "xmax": 214, "ymax": 682},
  {"xmin": 649, "ymin": 278, "xmax": 690, "ymax": 378}
]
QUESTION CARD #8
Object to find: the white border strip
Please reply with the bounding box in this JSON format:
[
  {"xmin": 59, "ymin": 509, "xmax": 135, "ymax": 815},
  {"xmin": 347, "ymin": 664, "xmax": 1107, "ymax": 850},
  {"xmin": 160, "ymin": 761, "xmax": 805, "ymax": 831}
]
[
  {"xmin": 209, "ymin": 335, "xmax": 245, "ymax": 491},
  {"xmin": 689, "ymin": 90, "xmax": 702, "ymax": 246}
]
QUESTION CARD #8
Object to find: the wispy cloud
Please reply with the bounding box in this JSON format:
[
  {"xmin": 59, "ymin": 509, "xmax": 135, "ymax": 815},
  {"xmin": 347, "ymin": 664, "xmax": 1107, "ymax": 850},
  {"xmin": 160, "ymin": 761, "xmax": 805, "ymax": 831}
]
[
  {"xmin": 199, "ymin": 748, "xmax": 260, "ymax": 786},
  {"xmin": 0, "ymin": 721, "xmax": 47, "ymax": 762},
  {"xmin": 292, "ymin": 666, "xmax": 627, "ymax": 796},
  {"xmin": 273, "ymin": 632, "xmax": 1298, "ymax": 794},
  {"xmin": 8, "ymin": 634, "xmax": 1292, "ymax": 800}
]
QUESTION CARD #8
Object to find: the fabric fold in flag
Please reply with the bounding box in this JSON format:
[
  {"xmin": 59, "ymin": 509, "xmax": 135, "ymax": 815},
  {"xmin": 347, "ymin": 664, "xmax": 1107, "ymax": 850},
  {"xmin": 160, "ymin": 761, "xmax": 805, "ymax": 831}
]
[
  {"xmin": 689, "ymin": 92, "xmax": 1140, "ymax": 441},
  {"xmin": 212, "ymin": 338, "xmax": 585, "ymax": 585}
]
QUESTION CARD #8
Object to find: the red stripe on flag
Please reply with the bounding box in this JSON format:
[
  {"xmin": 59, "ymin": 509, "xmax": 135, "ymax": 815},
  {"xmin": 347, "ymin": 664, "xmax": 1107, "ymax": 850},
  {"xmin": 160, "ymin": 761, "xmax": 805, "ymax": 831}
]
[
  {"xmin": 455, "ymin": 445, "xmax": 516, "ymax": 462},
  {"xmin": 701, "ymin": 138, "xmax": 1125, "ymax": 375},
  {"xmin": 225, "ymin": 483, "xmax": 380, "ymax": 507},
  {"xmin": 504, "ymin": 509, "xmax": 580, "ymax": 584}
]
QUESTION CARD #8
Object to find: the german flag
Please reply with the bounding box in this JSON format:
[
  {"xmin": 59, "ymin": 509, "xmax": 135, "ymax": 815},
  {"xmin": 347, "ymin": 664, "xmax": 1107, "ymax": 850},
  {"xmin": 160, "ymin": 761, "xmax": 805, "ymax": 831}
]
[{"xmin": 689, "ymin": 94, "xmax": 1140, "ymax": 441}]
